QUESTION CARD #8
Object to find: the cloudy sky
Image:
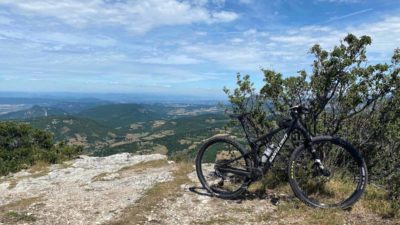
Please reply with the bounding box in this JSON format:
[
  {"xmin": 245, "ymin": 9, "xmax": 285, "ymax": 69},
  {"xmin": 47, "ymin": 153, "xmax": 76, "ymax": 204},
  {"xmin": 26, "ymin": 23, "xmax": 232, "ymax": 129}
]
[{"xmin": 0, "ymin": 0, "xmax": 399, "ymax": 98}]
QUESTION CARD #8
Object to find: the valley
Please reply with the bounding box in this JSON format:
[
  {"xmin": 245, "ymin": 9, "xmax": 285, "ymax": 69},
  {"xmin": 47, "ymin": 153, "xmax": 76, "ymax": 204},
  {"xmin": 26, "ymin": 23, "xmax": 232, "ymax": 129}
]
[{"xmin": 0, "ymin": 98, "xmax": 228, "ymax": 158}]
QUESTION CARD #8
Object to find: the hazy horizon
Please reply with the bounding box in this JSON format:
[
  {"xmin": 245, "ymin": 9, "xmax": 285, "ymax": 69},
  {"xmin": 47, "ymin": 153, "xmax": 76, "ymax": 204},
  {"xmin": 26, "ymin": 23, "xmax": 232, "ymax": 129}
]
[{"xmin": 0, "ymin": 91, "xmax": 228, "ymax": 104}]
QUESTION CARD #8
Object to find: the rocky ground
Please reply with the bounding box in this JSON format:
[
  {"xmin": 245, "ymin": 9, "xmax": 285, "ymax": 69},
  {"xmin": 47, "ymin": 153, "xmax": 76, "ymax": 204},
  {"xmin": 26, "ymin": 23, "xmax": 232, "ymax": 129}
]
[
  {"xmin": 1, "ymin": 153, "xmax": 399, "ymax": 225},
  {"xmin": 0, "ymin": 153, "xmax": 173, "ymax": 225}
]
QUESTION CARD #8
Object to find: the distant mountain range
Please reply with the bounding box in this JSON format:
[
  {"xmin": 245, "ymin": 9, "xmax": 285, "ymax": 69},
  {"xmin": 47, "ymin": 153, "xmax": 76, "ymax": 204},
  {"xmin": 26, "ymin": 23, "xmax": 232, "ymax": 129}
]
[
  {"xmin": 0, "ymin": 105, "xmax": 67, "ymax": 120},
  {"xmin": 0, "ymin": 100, "xmax": 228, "ymax": 157}
]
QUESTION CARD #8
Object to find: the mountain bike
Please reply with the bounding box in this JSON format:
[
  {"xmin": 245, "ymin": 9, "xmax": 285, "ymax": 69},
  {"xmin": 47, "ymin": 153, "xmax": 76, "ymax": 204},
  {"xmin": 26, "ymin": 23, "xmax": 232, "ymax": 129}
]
[{"xmin": 195, "ymin": 105, "xmax": 367, "ymax": 208}]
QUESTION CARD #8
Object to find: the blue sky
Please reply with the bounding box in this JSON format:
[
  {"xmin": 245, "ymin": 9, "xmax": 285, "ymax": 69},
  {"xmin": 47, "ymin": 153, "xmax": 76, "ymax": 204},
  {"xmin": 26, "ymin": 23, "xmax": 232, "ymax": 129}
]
[{"xmin": 0, "ymin": 0, "xmax": 399, "ymax": 98}]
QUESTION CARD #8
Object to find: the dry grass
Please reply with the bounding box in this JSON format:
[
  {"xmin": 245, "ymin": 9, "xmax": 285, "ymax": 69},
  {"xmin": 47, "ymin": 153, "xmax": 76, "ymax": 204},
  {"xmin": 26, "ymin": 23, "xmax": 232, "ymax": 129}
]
[
  {"xmin": 4, "ymin": 162, "xmax": 51, "ymax": 190},
  {"xmin": 28, "ymin": 161, "xmax": 50, "ymax": 179},
  {"xmin": 0, "ymin": 197, "xmax": 43, "ymax": 212},
  {"xmin": 244, "ymin": 174, "xmax": 399, "ymax": 224},
  {"xmin": 91, "ymin": 172, "xmax": 113, "ymax": 182},
  {"xmin": 2, "ymin": 211, "xmax": 37, "ymax": 223},
  {"xmin": 110, "ymin": 162, "xmax": 193, "ymax": 225},
  {"xmin": 193, "ymin": 217, "xmax": 235, "ymax": 224},
  {"xmin": 267, "ymin": 182, "xmax": 400, "ymax": 225},
  {"xmin": 0, "ymin": 196, "xmax": 42, "ymax": 224},
  {"xmin": 357, "ymin": 184, "xmax": 395, "ymax": 218},
  {"xmin": 117, "ymin": 159, "xmax": 170, "ymax": 173},
  {"xmin": 29, "ymin": 161, "xmax": 49, "ymax": 173},
  {"xmin": 7, "ymin": 180, "xmax": 18, "ymax": 189},
  {"xmin": 273, "ymin": 198, "xmax": 348, "ymax": 225},
  {"xmin": 59, "ymin": 161, "xmax": 74, "ymax": 169},
  {"xmin": 91, "ymin": 159, "xmax": 170, "ymax": 182}
]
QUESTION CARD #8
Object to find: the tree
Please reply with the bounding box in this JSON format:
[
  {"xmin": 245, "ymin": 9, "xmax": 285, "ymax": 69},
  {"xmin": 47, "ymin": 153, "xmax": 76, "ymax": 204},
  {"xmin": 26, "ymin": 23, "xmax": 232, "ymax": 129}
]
[
  {"xmin": 224, "ymin": 34, "xmax": 400, "ymax": 216},
  {"xmin": 0, "ymin": 122, "xmax": 83, "ymax": 175}
]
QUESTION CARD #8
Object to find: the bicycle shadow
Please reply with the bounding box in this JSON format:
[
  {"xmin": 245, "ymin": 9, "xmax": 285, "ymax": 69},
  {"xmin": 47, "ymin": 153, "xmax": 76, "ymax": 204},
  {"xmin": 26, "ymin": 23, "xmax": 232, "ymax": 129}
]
[
  {"xmin": 188, "ymin": 185, "xmax": 296, "ymax": 205},
  {"xmin": 188, "ymin": 186, "xmax": 213, "ymax": 197}
]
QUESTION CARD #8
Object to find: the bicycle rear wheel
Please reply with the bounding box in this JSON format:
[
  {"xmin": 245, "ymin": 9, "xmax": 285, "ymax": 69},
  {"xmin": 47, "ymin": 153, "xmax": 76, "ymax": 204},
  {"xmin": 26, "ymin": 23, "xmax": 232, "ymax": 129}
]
[
  {"xmin": 195, "ymin": 136, "xmax": 251, "ymax": 199},
  {"xmin": 289, "ymin": 136, "xmax": 367, "ymax": 208}
]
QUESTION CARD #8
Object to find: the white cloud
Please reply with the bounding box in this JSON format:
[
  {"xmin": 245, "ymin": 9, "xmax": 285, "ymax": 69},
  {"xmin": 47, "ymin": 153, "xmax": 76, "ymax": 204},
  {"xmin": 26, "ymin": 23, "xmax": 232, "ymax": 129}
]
[
  {"xmin": 0, "ymin": 29, "xmax": 116, "ymax": 48},
  {"xmin": 135, "ymin": 54, "xmax": 203, "ymax": 65},
  {"xmin": 170, "ymin": 15, "xmax": 400, "ymax": 75},
  {"xmin": 0, "ymin": 1, "xmax": 398, "ymax": 93},
  {"xmin": 211, "ymin": 11, "xmax": 238, "ymax": 23},
  {"xmin": 0, "ymin": 0, "xmax": 238, "ymax": 34},
  {"xmin": 182, "ymin": 43, "xmax": 266, "ymax": 72},
  {"xmin": 326, "ymin": 8, "xmax": 373, "ymax": 23},
  {"xmin": 268, "ymin": 16, "xmax": 400, "ymax": 54}
]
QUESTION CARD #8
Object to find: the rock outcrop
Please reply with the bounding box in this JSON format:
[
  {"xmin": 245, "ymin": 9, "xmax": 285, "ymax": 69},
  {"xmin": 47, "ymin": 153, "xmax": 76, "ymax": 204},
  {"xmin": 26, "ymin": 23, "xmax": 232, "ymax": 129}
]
[{"xmin": 0, "ymin": 153, "xmax": 174, "ymax": 225}]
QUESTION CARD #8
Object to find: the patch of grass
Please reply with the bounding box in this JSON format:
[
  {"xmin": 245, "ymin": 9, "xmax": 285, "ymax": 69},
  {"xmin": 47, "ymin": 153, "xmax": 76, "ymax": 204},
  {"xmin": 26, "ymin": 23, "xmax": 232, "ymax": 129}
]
[
  {"xmin": 28, "ymin": 161, "xmax": 50, "ymax": 178},
  {"xmin": 0, "ymin": 197, "xmax": 43, "ymax": 213},
  {"xmin": 0, "ymin": 196, "xmax": 42, "ymax": 224},
  {"xmin": 92, "ymin": 159, "xmax": 170, "ymax": 182},
  {"xmin": 59, "ymin": 161, "xmax": 74, "ymax": 169},
  {"xmin": 194, "ymin": 217, "xmax": 235, "ymax": 224},
  {"xmin": 7, "ymin": 180, "xmax": 18, "ymax": 189},
  {"xmin": 358, "ymin": 184, "xmax": 394, "ymax": 218},
  {"xmin": 2, "ymin": 211, "xmax": 37, "ymax": 223},
  {"xmin": 91, "ymin": 172, "xmax": 112, "ymax": 182},
  {"xmin": 110, "ymin": 162, "xmax": 193, "ymax": 225},
  {"xmin": 29, "ymin": 161, "xmax": 49, "ymax": 173},
  {"xmin": 275, "ymin": 200, "xmax": 345, "ymax": 225},
  {"xmin": 117, "ymin": 159, "xmax": 170, "ymax": 173},
  {"xmin": 2, "ymin": 163, "xmax": 50, "ymax": 190},
  {"xmin": 270, "ymin": 182, "xmax": 400, "ymax": 225}
]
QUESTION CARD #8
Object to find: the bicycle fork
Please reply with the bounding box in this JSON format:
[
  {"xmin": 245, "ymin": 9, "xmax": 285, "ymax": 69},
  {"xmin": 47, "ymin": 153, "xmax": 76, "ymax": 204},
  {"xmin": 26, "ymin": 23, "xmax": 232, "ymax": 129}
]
[{"xmin": 310, "ymin": 145, "xmax": 331, "ymax": 177}]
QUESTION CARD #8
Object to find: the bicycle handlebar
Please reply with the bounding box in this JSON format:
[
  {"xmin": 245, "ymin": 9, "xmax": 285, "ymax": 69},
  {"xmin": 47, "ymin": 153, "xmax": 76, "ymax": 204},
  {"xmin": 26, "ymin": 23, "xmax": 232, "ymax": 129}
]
[
  {"xmin": 228, "ymin": 112, "xmax": 251, "ymax": 120},
  {"xmin": 229, "ymin": 105, "xmax": 309, "ymax": 121},
  {"xmin": 289, "ymin": 105, "xmax": 310, "ymax": 114}
]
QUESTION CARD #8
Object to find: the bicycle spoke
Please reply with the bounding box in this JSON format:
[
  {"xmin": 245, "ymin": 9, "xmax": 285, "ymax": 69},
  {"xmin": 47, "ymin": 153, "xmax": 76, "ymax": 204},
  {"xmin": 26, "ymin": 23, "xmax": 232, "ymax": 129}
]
[
  {"xmin": 290, "ymin": 138, "xmax": 365, "ymax": 208},
  {"xmin": 196, "ymin": 138, "xmax": 250, "ymax": 198}
]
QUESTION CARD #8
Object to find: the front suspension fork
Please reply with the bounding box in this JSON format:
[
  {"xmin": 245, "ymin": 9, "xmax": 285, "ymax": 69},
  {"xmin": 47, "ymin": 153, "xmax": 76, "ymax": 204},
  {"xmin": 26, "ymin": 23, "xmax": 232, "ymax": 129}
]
[{"xmin": 309, "ymin": 145, "xmax": 331, "ymax": 177}]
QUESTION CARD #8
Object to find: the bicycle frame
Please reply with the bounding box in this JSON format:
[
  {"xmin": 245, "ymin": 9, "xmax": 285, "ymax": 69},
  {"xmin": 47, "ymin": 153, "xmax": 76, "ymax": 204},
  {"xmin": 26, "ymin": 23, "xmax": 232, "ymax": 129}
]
[
  {"xmin": 217, "ymin": 113, "xmax": 314, "ymax": 179},
  {"xmin": 248, "ymin": 116, "xmax": 313, "ymax": 170}
]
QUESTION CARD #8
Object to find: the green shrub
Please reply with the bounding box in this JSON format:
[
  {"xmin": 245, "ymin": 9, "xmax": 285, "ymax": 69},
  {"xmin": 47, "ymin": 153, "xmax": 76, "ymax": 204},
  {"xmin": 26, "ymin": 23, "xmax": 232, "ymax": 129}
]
[
  {"xmin": 224, "ymin": 34, "xmax": 400, "ymax": 217},
  {"xmin": 388, "ymin": 172, "xmax": 400, "ymax": 218},
  {"xmin": 0, "ymin": 122, "xmax": 83, "ymax": 176}
]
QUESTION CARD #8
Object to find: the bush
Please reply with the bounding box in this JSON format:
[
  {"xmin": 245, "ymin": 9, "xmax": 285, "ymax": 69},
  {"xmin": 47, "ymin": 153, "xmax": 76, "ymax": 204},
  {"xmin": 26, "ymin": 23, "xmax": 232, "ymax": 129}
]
[
  {"xmin": 0, "ymin": 122, "xmax": 83, "ymax": 176},
  {"xmin": 224, "ymin": 34, "xmax": 400, "ymax": 217}
]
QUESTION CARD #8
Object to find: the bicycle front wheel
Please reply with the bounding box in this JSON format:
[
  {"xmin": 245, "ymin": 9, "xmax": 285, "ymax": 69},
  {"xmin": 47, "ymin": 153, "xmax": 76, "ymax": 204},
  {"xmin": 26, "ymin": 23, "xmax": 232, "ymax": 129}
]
[
  {"xmin": 196, "ymin": 136, "xmax": 251, "ymax": 199},
  {"xmin": 289, "ymin": 136, "xmax": 367, "ymax": 208}
]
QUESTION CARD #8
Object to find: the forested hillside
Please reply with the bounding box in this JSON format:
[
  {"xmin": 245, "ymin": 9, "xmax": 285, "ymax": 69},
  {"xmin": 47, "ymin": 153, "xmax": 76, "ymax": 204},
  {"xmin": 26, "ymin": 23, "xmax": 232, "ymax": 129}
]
[{"xmin": 0, "ymin": 103, "xmax": 225, "ymax": 157}]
